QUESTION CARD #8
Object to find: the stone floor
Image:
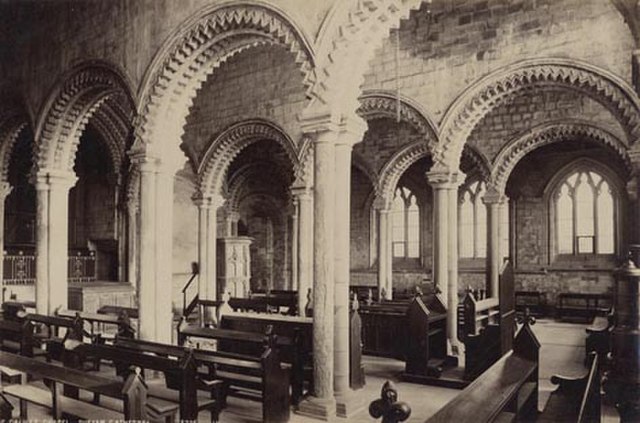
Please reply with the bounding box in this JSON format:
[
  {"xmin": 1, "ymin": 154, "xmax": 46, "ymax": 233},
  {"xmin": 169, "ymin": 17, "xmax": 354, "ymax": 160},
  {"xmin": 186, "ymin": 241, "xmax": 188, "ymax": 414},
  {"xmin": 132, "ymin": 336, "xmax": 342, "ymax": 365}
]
[{"xmin": 3, "ymin": 319, "xmax": 591, "ymax": 422}]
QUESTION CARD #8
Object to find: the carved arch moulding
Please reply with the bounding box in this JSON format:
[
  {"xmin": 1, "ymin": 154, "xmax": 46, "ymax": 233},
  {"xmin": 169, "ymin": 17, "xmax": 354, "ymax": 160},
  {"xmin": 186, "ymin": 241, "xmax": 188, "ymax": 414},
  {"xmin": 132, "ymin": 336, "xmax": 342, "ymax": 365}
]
[
  {"xmin": 134, "ymin": 3, "xmax": 316, "ymax": 164},
  {"xmin": 0, "ymin": 112, "xmax": 29, "ymax": 186},
  {"xmin": 198, "ymin": 119, "xmax": 300, "ymax": 198},
  {"xmin": 437, "ymin": 59, "xmax": 640, "ymax": 172},
  {"xmin": 378, "ymin": 141, "xmax": 431, "ymax": 206},
  {"xmin": 490, "ymin": 120, "xmax": 632, "ymax": 195},
  {"xmin": 34, "ymin": 61, "xmax": 136, "ymax": 175}
]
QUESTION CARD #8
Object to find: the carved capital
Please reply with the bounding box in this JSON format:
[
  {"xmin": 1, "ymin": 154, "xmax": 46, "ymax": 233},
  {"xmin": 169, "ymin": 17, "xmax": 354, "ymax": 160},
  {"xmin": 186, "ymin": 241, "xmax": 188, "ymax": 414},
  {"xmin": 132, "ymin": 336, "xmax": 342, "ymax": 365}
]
[
  {"xmin": 482, "ymin": 184, "xmax": 506, "ymax": 205},
  {"xmin": 0, "ymin": 182, "xmax": 12, "ymax": 200},
  {"xmin": 426, "ymin": 170, "xmax": 456, "ymax": 189}
]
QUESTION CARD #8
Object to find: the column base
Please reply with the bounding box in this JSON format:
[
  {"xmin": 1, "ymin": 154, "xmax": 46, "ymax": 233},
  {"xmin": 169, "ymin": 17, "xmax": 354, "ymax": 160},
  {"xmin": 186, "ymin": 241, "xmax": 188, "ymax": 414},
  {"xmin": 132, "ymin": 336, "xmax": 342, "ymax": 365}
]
[
  {"xmin": 296, "ymin": 396, "xmax": 337, "ymax": 421},
  {"xmin": 335, "ymin": 390, "xmax": 364, "ymax": 418}
]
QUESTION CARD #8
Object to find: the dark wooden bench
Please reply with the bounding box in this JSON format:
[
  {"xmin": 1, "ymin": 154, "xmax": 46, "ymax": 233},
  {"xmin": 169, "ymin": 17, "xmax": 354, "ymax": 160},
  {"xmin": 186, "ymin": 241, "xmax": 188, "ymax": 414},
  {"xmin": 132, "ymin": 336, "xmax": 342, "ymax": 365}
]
[
  {"xmin": 424, "ymin": 320, "xmax": 540, "ymax": 422},
  {"xmin": 56, "ymin": 308, "xmax": 135, "ymax": 340},
  {"xmin": 0, "ymin": 350, "xmax": 147, "ymax": 421},
  {"xmin": 538, "ymin": 353, "xmax": 601, "ymax": 422},
  {"xmin": 228, "ymin": 292, "xmax": 298, "ymax": 315},
  {"xmin": 67, "ymin": 340, "xmax": 223, "ymax": 422},
  {"xmin": 585, "ymin": 313, "xmax": 612, "ymax": 366},
  {"xmin": 359, "ymin": 298, "xmax": 419, "ymax": 358},
  {"xmin": 115, "ymin": 331, "xmax": 290, "ymax": 422},
  {"xmin": 97, "ymin": 305, "xmax": 139, "ymax": 319},
  {"xmin": 557, "ymin": 293, "xmax": 612, "ymax": 321},
  {"xmin": 515, "ymin": 291, "xmax": 545, "ymax": 316},
  {"xmin": 0, "ymin": 318, "xmax": 44, "ymax": 358}
]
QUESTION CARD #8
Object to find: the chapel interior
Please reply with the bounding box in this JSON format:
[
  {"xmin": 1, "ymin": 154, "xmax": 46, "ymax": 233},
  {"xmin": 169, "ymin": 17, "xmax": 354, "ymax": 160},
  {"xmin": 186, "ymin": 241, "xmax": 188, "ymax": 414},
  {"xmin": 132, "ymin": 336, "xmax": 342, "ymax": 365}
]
[{"xmin": 0, "ymin": 0, "xmax": 638, "ymax": 422}]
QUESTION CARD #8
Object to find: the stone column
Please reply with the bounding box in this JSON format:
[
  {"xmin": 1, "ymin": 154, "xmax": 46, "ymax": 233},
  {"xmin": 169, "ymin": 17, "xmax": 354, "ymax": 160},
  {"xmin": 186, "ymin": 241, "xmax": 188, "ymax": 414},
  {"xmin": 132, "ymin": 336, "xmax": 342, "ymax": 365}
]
[
  {"xmin": 427, "ymin": 172, "xmax": 451, "ymax": 303},
  {"xmin": 483, "ymin": 188, "xmax": 505, "ymax": 298},
  {"xmin": 127, "ymin": 196, "xmax": 138, "ymax": 289},
  {"xmin": 334, "ymin": 140, "xmax": 359, "ymax": 416},
  {"xmin": 195, "ymin": 196, "xmax": 211, "ymax": 302},
  {"xmin": 136, "ymin": 159, "xmax": 157, "ymax": 340},
  {"xmin": 0, "ymin": 183, "xmax": 12, "ymax": 291},
  {"xmin": 447, "ymin": 173, "xmax": 464, "ymax": 353},
  {"xmin": 154, "ymin": 165, "xmax": 175, "ymax": 344},
  {"xmin": 291, "ymin": 198, "xmax": 299, "ymax": 293},
  {"xmin": 297, "ymin": 128, "xmax": 337, "ymax": 419},
  {"xmin": 207, "ymin": 197, "xmax": 221, "ymax": 300},
  {"xmin": 374, "ymin": 203, "xmax": 392, "ymax": 301},
  {"xmin": 292, "ymin": 186, "xmax": 313, "ymax": 315},
  {"xmin": 34, "ymin": 171, "xmax": 77, "ymax": 314}
]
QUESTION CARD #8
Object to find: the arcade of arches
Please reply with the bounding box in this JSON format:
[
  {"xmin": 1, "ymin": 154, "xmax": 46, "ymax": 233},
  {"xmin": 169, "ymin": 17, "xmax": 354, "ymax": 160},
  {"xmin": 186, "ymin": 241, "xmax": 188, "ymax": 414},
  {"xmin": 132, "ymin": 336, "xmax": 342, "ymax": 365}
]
[{"xmin": 1, "ymin": 0, "xmax": 640, "ymax": 420}]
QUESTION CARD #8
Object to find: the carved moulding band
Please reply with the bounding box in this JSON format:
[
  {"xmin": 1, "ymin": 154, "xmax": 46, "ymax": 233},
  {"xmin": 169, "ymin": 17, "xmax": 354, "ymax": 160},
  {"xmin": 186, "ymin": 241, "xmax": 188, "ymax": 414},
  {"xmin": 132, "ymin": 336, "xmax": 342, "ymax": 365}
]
[
  {"xmin": 490, "ymin": 121, "xmax": 632, "ymax": 194},
  {"xmin": 438, "ymin": 59, "xmax": 640, "ymax": 173}
]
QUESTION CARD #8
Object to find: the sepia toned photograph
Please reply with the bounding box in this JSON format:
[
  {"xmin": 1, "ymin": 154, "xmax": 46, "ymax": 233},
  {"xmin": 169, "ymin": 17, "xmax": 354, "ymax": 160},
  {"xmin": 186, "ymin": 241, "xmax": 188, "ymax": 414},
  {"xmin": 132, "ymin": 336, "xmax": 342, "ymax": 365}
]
[{"xmin": 0, "ymin": 0, "xmax": 636, "ymax": 421}]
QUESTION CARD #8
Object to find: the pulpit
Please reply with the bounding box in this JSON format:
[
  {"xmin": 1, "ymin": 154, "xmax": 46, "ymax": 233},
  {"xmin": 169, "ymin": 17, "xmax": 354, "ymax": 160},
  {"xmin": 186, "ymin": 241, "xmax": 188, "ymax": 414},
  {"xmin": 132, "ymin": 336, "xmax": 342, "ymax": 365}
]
[
  {"xmin": 605, "ymin": 244, "xmax": 640, "ymax": 421},
  {"xmin": 217, "ymin": 236, "xmax": 252, "ymax": 298}
]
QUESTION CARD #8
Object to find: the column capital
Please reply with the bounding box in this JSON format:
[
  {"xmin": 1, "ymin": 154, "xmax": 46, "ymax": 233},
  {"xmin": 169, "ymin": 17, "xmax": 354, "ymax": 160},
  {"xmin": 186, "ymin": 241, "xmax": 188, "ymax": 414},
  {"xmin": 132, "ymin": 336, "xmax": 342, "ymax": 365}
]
[
  {"xmin": 372, "ymin": 194, "xmax": 392, "ymax": 211},
  {"xmin": 37, "ymin": 169, "xmax": 77, "ymax": 190},
  {"xmin": 482, "ymin": 185, "xmax": 507, "ymax": 205},
  {"xmin": 291, "ymin": 184, "xmax": 313, "ymax": 200},
  {"xmin": 426, "ymin": 170, "xmax": 461, "ymax": 189},
  {"xmin": 192, "ymin": 192, "xmax": 212, "ymax": 209}
]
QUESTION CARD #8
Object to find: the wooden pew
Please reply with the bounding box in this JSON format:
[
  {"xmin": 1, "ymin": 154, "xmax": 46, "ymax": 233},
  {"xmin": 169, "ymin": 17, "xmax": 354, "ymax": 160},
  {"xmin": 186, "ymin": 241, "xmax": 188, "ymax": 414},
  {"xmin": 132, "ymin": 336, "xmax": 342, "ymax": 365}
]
[
  {"xmin": 16, "ymin": 312, "xmax": 91, "ymax": 362},
  {"xmin": 56, "ymin": 308, "xmax": 135, "ymax": 340},
  {"xmin": 515, "ymin": 290, "xmax": 545, "ymax": 317},
  {"xmin": 585, "ymin": 312, "xmax": 612, "ymax": 366},
  {"xmin": 66, "ymin": 341, "xmax": 222, "ymax": 421},
  {"xmin": 457, "ymin": 259, "xmax": 516, "ymax": 381},
  {"xmin": 178, "ymin": 319, "xmax": 307, "ymax": 405},
  {"xmin": 556, "ymin": 293, "xmax": 612, "ymax": 322},
  {"xmin": 403, "ymin": 295, "xmax": 457, "ymax": 383},
  {"xmin": 116, "ymin": 331, "xmax": 290, "ymax": 423},
  {"xmin": 538, "ymin": 353, "xmax": 601, "ymax": 422},
  {"xmin": 97, "ymin": 305, "xmax": 139, "ymax": 319},
  {"xmin": 228, "ymin": 291, "xmax": 298, "ymax": 315},
  {"xmin": 358, "ymin": 299, "xmax": 414, "ymax": 359},
  {"xmin": 424, "ymin": 319, "xmax": 540, "ymax": 423},
  {"xmin": 0, "ymin": 318, "xmax": 43, "ymax": 358},
  {"xmin": 0, "ymin": 350, "xmax": 147, "ymax": 421}
]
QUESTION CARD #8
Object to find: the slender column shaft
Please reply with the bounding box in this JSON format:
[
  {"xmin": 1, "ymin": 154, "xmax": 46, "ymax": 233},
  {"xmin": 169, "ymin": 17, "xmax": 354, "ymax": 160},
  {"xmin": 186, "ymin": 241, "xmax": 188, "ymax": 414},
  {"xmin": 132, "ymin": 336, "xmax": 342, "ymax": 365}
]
[
  {"xmin": 334, "ymin": 143, "xmax": 352, "ymax": 397},
  {"xmin": 312, "ymin": 136, "xmax": 335, "ymax": 402},
  {"xmin": 127, "ymin": 201, "xmax": 138, "ymax": 287},
  {"xmin": 35, "ymin": 180, "xmax": 49, "ymax": 314},
  {"xmin": 155, "ymin": 168, "xmax": 174, "ymax": 343},
  {"xmin": 385, "ymin": 214, "xmax": 393, "ymax": 299},
  {"xmin": 197, "ymin": 201, "xmax": 210, "ymax": 301},
  {"xmin": 206, "ymin": 201, "xmax": 218, "ymax": 300},
  {"xmin": 377, "ymin": 209, "xmax": 389, "ymax": 300},
  {"xmin": 137, "ymin": 161, "xmax": 157, "ymax": 340},
  {"xmin": 291, "ymin": 200, "xmax": 299, "ymax": 294},
  {"xmin": 447, "ymin": 185, "xmax": 460, "ymax": 350},
  {"xmin": 485, "ymin": 199, "xmax": 502, "ymax": 298},
  {"xmin": 48, "ymin": 178, "xmax": 74, "ymax": 312},
  {"xmin": 432, "ymin": 186, "xmax": 449, "ymax": 300},
  {"xmin": 0, "ymin": 184, "xmax": 11, "ymax": 299},
  {"xmin": 296, "ymin": 189, "xmax": 312, "ymax": 315}
]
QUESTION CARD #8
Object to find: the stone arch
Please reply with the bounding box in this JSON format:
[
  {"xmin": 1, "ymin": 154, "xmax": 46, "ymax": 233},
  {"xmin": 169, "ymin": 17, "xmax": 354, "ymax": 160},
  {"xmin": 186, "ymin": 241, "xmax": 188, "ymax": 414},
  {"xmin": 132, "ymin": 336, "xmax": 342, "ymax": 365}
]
[
  {"xmin": 309, "ymin": 0, "xmax": 424, "ymax": 118},
  {"xmin": 352, "ymin": 150, "xmax": 379, "ymax": 191},
  {"xmin": 357, "ymin": 90, "xmax": 439, "ymax": 148},
  {"xmin": 0, "ymin": 112, "xmax": 29, "ymax": 185},
  {"xmin": 34, "ymin": 61, "xmax": 136, "ymax": 174},
  {"xmin": 492, "ymin": 120, "xmax": 632, "ymax": 194},
  {"xmin": 198, "ymin": 119, "xmax": 299, "ymax": 197},
  {"xmin": 89, "ymin": 103, "xmax": 132, "ymax": 177},
  {"xmin": 135, "ymin": 2, "xmax": 315, "ymax": 165},
  {"xmin": 438, "ymin": 58, "xmax": 640, "ymax": 172},
  {"xmin": 462, "ymin": 144, "xmax": 491, "ymax": 182},
  {"xmin": 378, "ymin": 141, "xmax": 430, "ymax": 207}
]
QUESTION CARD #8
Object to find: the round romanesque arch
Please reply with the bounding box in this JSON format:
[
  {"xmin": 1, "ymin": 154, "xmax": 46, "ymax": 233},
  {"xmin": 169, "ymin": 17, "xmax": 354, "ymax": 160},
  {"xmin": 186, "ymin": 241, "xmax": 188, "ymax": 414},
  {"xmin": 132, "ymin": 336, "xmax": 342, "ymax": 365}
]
[
  {"xmin": 198, "ymin": 119, "xmax": 300, "ymax": 198},
  {"xmin": 0, "ymin": 110, "xmax": 29, "ymax": 187},
  {"xmin": 438, "ymin": 58, "xmax": 640, "ymax": 174},
  {"xmin": 491, "ymin": 120, "xmax": 632, "ymax": 195},
  {"xmin": 377, "ymin": 141, "xmax": 430, "ymax": 207},
  {"xmin": 308, "ymin": 0, "xmax": 424, "ymax": 121},
  {"xmin": 34, "ymin": 61, "xmax": 136, "ymax": 174},
  {"xmin": 135, "ymin": 2, "xmax": 316, "ymax": 167}
]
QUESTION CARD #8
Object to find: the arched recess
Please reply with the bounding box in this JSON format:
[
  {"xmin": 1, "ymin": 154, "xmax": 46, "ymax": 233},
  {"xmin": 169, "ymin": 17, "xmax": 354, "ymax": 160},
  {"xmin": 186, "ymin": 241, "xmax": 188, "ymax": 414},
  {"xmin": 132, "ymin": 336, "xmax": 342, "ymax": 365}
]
[
  {"xmin": 378, "ymin": 141, "xmax": 431, "ymax": 207},
  {"xmin": 438, "ymin": 58, "xmax": 640, "ymax": 173},
  {"xmin": 34, "ymin": 61, "xmax": 136, "ymax": 174},
  {"xmin": 461, "ymin": 144, "xmax": 491, "ymax": 183},
  {"xmin": 198, "ymin": 120, "xmax": 300, "ymax": 198},
  {"xmin": 492, "ymin": 120, "xmax": 632, "ymax": 195},
  {"xmin": 308, "ymin": 0, "xmax": 424, "ymax": 119},
  {"xmin": 135, "ymin": 2, "xmax": 315, "ymax": 165},
  {"xmin": 0, "ymin": 112, "xmax": 29, "ymax": 188}
]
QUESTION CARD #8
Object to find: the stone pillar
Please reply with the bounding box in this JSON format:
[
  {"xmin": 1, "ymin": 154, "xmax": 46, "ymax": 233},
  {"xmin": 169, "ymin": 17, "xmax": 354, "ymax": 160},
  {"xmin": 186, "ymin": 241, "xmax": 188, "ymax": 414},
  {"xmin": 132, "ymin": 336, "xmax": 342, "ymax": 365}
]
[
  {"xmin": 127, "ymin": 197, "xmax": 138, "ymax": 290},
  {"xmin": 427, "ymin": 172, "xmax": 451, "ymax": 303},
  {"xmin": 374, "ymin": 201, "xmax": 392, "ymax": 301},
  {"xmin": 334, "ymin": 140, "xmax": 360, "ymax": 416},
  {"xmin": 206, "ymin": 197, "xmax": 220, "ymax": 301},
  {"xmin": 291, "ymin": 198, "xmax": 299, "ymax": 293},
  {"xmin": 195, "ymin": 196, "xmax": 211, "ymax": 301},
  {"xmin": 483, "ymin": 188, "xmax": 505, "ymax": 298},
  {"xmin": 136, "ymin": 159, "xmax": 157, "ymax": 340},
  {"xmin": 34, "ymin": 171, "xmax": 77, "ymax": 315},
  {"xmin": 447, "ymin": 173, "xmax": 464, "ymax": 353},
  {"xmin": 292, "ymin": 186, "xmax": 313, "ymax": 315},
  {"xmin": 154, "ymin": 165, "xmax": 174, "ymax": 344},
  {"xmin": 297, "ymin": 128, "xmax": 337, "ymax": 419},
  {"xmin": 0, "ymin": 183, "xmax": 12, "ymax": 290}
]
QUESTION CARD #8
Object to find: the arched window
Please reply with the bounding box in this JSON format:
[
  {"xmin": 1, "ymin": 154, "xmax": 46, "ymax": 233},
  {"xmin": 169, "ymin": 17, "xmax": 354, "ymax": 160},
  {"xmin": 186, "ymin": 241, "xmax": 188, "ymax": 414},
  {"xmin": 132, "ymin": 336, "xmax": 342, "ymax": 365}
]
[
  {"xmin": 459, "ymin": 181, "xmax": 487, "ymax": 258},
  {"xmin": 392, "ymin": 186, "xmax": 420, "ymax": 258},
  {"xmin": 553, "ymin": 169, "xmax": 616, "ymax": 255}
]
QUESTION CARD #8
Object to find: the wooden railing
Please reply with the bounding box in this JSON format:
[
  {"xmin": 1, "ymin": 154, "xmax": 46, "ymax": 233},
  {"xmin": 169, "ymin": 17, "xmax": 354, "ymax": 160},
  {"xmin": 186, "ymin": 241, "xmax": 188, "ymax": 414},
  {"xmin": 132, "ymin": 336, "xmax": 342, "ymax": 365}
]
[{"xmin": 3, "ymin": 249, "xmax": 96, "ymax": 285}]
